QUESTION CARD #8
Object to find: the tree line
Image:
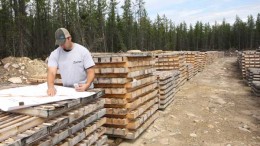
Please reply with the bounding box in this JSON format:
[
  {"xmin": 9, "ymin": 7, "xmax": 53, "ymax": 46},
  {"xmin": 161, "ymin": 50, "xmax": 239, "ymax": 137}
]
[{"xmin": 0, "ymin": 0, "xmax": 260, "ymax": 59}]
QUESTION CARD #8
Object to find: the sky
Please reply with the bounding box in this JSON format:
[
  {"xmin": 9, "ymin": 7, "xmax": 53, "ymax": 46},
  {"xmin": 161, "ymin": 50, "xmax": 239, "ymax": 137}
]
[{"xmin": 117, "ymin": 0, "xmax": 260, "ymax": 26}]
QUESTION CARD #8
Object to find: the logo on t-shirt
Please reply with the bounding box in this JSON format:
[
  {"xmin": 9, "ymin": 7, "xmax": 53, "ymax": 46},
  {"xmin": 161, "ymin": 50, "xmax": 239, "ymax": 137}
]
[{"xmin": 73, "ymin": 61, "xmax": 82, "ymax": 64}]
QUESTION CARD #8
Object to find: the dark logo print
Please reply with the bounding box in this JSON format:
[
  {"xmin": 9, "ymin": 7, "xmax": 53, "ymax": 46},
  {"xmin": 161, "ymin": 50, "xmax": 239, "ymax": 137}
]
[{"xmin": 73, "ymin": 61, "xmax": 82, "ymax": 64}]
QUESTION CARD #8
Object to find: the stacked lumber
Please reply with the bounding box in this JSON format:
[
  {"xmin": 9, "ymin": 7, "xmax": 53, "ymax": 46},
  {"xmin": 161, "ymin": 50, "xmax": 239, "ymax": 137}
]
[
  {"xmin": 92, "ymin": 52, "xmax": 159, "ymax": 139},
  {"xmin": 197, "ymin": 52, "xmax": 207, "ymax": 72},
  {"xmin": 154, "ymin": 52, "xmax": 186, "ymax": 86},
  {"xmin": 206, "ymin": 51, "xmax": 224, "ymax": 65},
  {"xmin": 251, "ymin": 81, "xmax": 260, "ymax": 96},
  {"xmin": 178, "ymin": 53, "xmax": 187, "ymax": 86},
  {"xmin": 247, "ymin": 68, "xmax": 260, "ymax": 86},
  {"xmin": 247, "ymin": 68, "xmax": 260, "ymax": 96},
  {"xmin": 185, "ymin": 63, "xmax": 194, "ymax": 80},
  {"xmin": 237, "ymin": 50, "xmax": 260, "ymax": 97},
  {"xmin": 237, "ymin": 52, "xmax": 243, "ymax": 70},
  {"xmin": 238, "ymin": 51, "xmax": 260, "ymax": 79},
  {"xmin": 0, "ymin": 89, "xmax": 107, "ymax": 146},
  {"xmin": 184, "ymin": 51, "xmax": 199, "ymax": 76},
  {"xmin": 153, "ymin": 70, "xmax": 179, "ymax": 109}
]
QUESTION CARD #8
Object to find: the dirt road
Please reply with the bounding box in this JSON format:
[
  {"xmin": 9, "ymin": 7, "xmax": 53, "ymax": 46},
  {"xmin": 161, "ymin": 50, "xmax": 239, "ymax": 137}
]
[{"xmin": 120, "ymin": 57, "xmax": 260, "ymax": 146}]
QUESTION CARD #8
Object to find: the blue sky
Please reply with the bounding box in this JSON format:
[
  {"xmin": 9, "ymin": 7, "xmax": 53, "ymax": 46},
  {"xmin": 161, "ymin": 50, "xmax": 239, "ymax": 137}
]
[{"xmin": 117, "ymin": 0, "xmax": 260, "ymax": 26}]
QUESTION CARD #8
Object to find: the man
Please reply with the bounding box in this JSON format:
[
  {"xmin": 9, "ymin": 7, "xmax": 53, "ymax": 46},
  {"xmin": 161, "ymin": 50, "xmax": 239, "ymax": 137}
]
[{"xmin": 47, "ymin": 28, "xmax": 95, "ymax": 96}]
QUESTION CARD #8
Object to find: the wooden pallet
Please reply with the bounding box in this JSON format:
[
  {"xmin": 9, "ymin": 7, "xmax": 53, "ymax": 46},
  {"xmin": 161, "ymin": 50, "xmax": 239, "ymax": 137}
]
[
  {"xmin": 153, "ymin": 70, "xmax": 178, "ymax": 110},
  {"xmin": 37, "ymin": 118, "xmax": 106, "ymax": 146},
  {"xmin": 0, "ymin": 99, "xmax": 106, "ymax": 145},
  {"xmin": 0, "ymin": 113, "xmax": 44, "ymax": 142},
  {"xmin": 106, "ymin": 111, "xmax": 159, "ymax": 139},
  {"xmin": 105, "ymin": 102, "xmax": 158, "ymax": 129},
  {"xmin": 159, "ymin": 95, "xmax": 176, "ymax": 109},
  {"xmin": 238, "ymin": 51, "xmax": 260, "ymax": 79},
  {"xmin": 93, "ymin": 53, "xmax": 159, "ymax": 140}
]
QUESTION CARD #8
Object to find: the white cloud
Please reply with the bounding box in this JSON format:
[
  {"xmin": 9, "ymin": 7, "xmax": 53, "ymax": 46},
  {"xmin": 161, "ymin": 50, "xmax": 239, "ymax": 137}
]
[
  {"xmin": 148, "ymin": 2, "xmax": 260, "ymax": 25},
  {"xmin": 115, "ymin": 0, "xmax": 260, "ymax": 26}
]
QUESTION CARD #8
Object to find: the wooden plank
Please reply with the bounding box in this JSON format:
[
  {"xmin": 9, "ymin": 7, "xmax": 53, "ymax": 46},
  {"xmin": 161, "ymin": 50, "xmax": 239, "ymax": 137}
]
[
  {"xmin": 105, "ymin": 95, "xmax": 158, "ymax": 119},
  {"xmin": 94, "ymin": 78, "xmax": 130, "ymax": 84},
  {"xmin": 94, "ymin": 76, "xmax": 156, "ymax": 91},
  {"xmin": 0, "ymin": 117, "xmax": 44, "ymax": 141},
  {"xmin": 159, "ymin": 84, "xmax": 176, "ymax": 95},
  {"xmin": 159, "ymin": 95, "xmax": 175, "ymax": 110},
  {"xmin": 99, "ymin": 80, "xmax": 156, "ymax": 94},
  {"xmin": 106, "ymin": 111, "xmax": 159, "ymax": 139},
  {"xmin": 126, "ymin": 98, "xmax": 159, "ymax": 120},
  {"xmin": 125, "ymin": 89, "xmax": 158, "ymax": 109},
  {"xmin": 57, "ymin": 125, "xmax": 105, "ymax": 146},
  {"xmin": 0, "ymin": 114, "xmax": 25, "ymax": 126},
  {"xmin": 106, "ymin": 108, "xmax": 128, "ymax": 116},
  {"xmin": 160, "ymin": 94, "xmax": 175, "ymax": 105},
  {"xmin": 125, "ymin": 82, "xmax": 158, "ymax": 101},
  {"xmin": 35, "ymin": 111, "xmax": 106, "ymax": 146},
  {"xmin": 94, "ymin": 59, "xmax": 154, "ymax": 68},
  {"xmin": 3, "ymin": 100, "xmax": 105, "ymax": 145},
  {"xmin": 92, "ymin": 135, "xmax": 108, "ymax": 146},
  {"xmin": 126, "ymin": 103, "xmax": 158, "ymax": 130},
  {"xmin": 159, "ymin": 89, "xmax": 175, "ymax": 100},
  {"xmin": 0, "ymin": 115, "xmax": 31, "ymax": 129}
]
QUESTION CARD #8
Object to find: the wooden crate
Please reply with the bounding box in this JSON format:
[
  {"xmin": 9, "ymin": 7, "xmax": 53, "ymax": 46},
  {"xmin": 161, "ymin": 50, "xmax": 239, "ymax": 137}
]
[
  {"xmin": 0, "ymin": 91, "xmax": 107, "ymax": 146},
  {"xmin": 153, "ymin": 70, "xmax": 179, "ymax": 109},
  {"xmin": 93, "ymin": 52, "xmax": 159, "ymax": 140},
  {"xmin": 154, "ymin": 52, "xmax": 186, "ymax": 87}
]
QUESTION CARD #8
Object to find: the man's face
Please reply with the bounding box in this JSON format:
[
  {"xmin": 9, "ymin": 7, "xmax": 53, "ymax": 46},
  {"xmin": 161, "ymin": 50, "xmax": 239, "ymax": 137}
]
[{"xmin": 60, "ymin": 37, "xmax": 71, "ymax": 50}]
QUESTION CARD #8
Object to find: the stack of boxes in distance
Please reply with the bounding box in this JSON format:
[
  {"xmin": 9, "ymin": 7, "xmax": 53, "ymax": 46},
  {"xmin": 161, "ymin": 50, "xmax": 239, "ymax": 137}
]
[
  {"xmin": 206, "ymin": 51, "xmax": 224, "ymax": 65},
  {"xmin": 240, "ymin": 51, "xmax": 260, "ymax": 79},
  {"xmin": 153, "ymin": 70, "xmax": 180, "ymax": 109},
  {"xmin": 247, "ymin": 68, "xmax": 260, "ymax": 96},
  {"xmin": 92, "ymin": 52, "xmax": 159, "ymax": 139},
  {"xmin": 184, "ymin": 51, "xmax": 199, "ymax": 77},
  {"xmin": 152, "ymin": 52, "xmax": 183, "ymax": 109},
  {"xmin": 185, "ymin": 63, "xmax": 194, "ymax": 80},
  {"xmin": 237, "ymin": 50, "xmax": 260, "ymax": 97},
  {"xmin": 154, "ymin": 52, "xmax": 186, "ymax": 86},
  {"xmin": 0, "ymin": 90, "xmax": 107, "ymax": 146},
  {"xmin": 197, "ymin": 52, "xmax": 207, "ymax": 72}
]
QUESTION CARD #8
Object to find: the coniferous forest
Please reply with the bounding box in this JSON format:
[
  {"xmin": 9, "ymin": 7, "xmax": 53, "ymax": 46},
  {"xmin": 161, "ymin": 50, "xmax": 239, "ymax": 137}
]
[{"xmin": 0, "ymin": 0, "xmax": 260, "ymax": 59}]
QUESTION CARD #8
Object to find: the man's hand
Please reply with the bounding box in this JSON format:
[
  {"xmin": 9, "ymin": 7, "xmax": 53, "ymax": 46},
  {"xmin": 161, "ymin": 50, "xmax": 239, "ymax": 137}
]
[
  {"xmin": 47, "ymin": 87, "xmax": 57, "ymax": 96},
  {"xmin": 75, "ymin": 83, "xmax": 90, "ymax": 92}
]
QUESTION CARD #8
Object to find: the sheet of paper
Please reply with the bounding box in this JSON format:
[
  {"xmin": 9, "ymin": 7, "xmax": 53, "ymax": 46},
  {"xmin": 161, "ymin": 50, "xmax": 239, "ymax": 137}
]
[{"xmin": 0, "ymin": 83, "xmax": 95, "ymax": 111}]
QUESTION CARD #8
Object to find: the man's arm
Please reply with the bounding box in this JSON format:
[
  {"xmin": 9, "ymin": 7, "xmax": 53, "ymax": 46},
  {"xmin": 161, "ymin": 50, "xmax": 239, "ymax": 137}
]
[
  {"xmin": 47, "ymin": 67, "xmax": 58, "ymax": 96},
  {"xmin": 77, "ymin": 66, "xmax": 95, "ymax": 91}
]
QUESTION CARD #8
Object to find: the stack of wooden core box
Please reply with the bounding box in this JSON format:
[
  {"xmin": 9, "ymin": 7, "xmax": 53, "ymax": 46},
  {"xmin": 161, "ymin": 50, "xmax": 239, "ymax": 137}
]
[
  {"xmin": 185, "ymin": 63, "xmax": 194, "ymax": 80},
  {"xmin": 184, "ymin": 51, "xmax": 199, "ymax": 76},
  {"xmin": 238, "ymin": 51, "xmax": 260, "ymax": 79},
  {"xmin": 92, "ymin": 52, "xmax": 159, "ymax": 139},
  {"xmin": 252, "ymin": 81, "xmax": 260, "ymax": 97},
  {"xmin": 237, "ymin": 52, "xmax": 243, "ymax": 71},
  {"xmin": 206, "ymin": 51, "xmax": 224, "ymax": 65},
  {"xmin": 205, "ymin": 51, "xmax": 216, "ymax": 65},
  {"xmin": 197, "ymin": 52, "xmax": 207, "ymax": 72},
  {"xmin": 153, "ymin": 70, "xmax": 179, "ymax": 109},
  {"xmin": 0, "ymin": 89, "xmax": 107, "ymax": 146},
  {"xmin": 154, "ymin": 52, "xmax": 186, "ymax": 86},
  {"xmin": 247, "ymin": 68, "xmax": 260, "ymax": 96}
]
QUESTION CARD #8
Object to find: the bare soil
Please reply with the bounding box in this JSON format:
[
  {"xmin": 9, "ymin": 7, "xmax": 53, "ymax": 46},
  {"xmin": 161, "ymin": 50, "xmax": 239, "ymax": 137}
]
[
  {"xmin": 0, "ymin": 56, "xmax": 47, "ymax": 84},
  {"xmin": 120, "ymin": 57, "xmax": 260, "ymax": 146}
]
